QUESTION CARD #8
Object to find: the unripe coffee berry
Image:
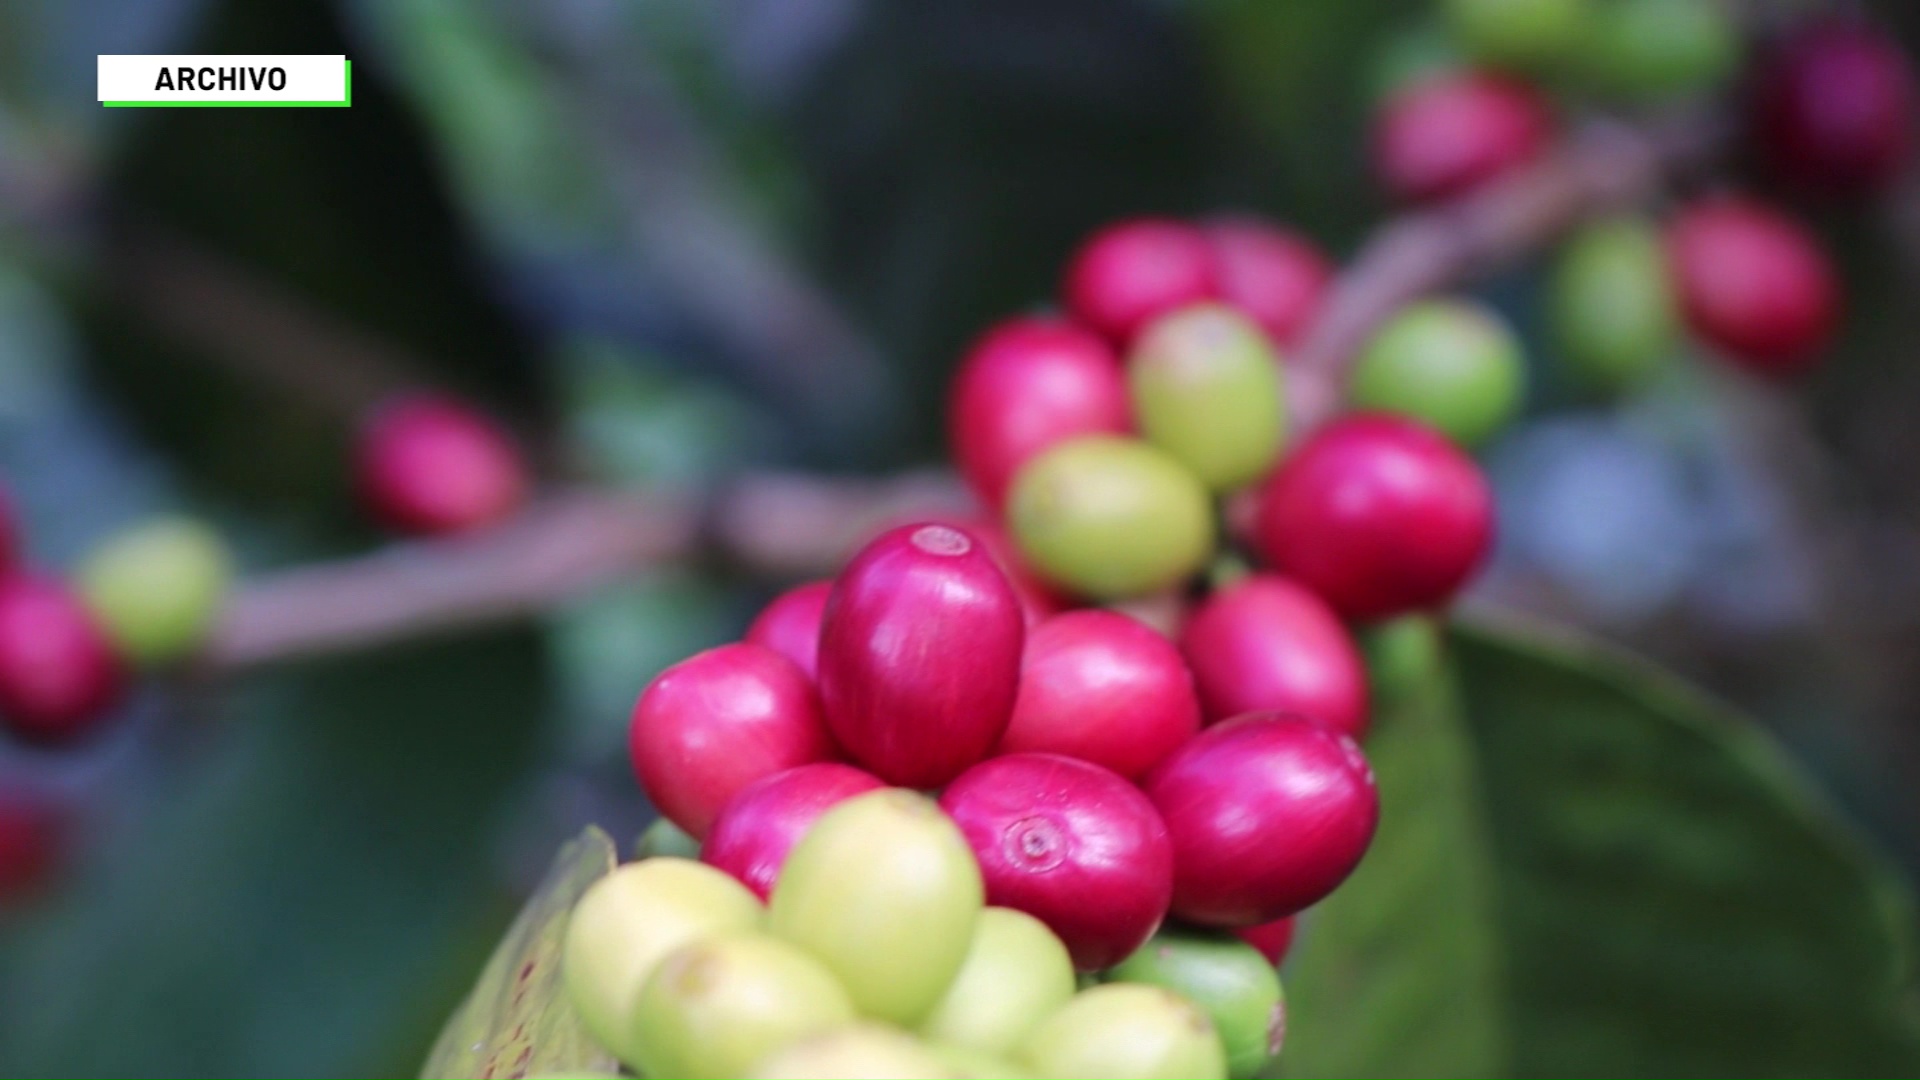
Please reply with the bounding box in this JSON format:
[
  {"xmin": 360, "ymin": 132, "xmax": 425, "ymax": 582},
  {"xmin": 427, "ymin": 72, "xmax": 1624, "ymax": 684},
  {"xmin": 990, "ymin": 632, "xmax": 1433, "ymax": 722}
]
[
  {"xmin": 751, "ymin": 1024, "xmax": 953, "ymax": 1080},
  {"xmin": 1128, "ymin": 304, "xmax": 1287, "ymax": 491},
  {"xmin": 1349, "ymin": 299, "xmax": 1523, "ymax": 447},
  {"xmin": 949, "ymin": 318, "xmax": 1131, "ymax": 510},
  {"xmin": 1062, "ymin": 219, "xmax": 1220, "ymax": 345},
  {"xmin": 76, "ymin": 517, "xmax": 234, "ymax": 667},
  {"xmin": 629, "ymin": 642, "xmax": 833, "ymax": 839},
  {"xmin": 1018, "ymin": 983, "xmax": 1227, "ymax": 1080},
  {"xmin": 997, "ymin": 609, "xmax": 1201, "ymax": 779},
  {"xmin": 1667, "ymin": 197, "xmax": 1838, "ymax": 376},
  {"xmin": 1373, "ymin": 72, "xmax": 1552, "ymax": 203},
  {"xmin": 1178, "ymin": 574, "xmax": 1369, "ymax": 739},
  {"xmin": 1007, "ymin": 436, "xmax": 1214, "ymax": 600},
  {"xmin": 1585, "ymin": 0, "xmax": 1740, "ymax": 102},
  {"xmin": 1201, "ymin": 219, "xmax": 1331, "ymax": 349},
  {"xmin": 745, "ymin": 580, "xmax": 831, "ymax": 678},
  {"xmin": 354, "ymin": 394, "xmax": 528, "ymax": 536},
  {"xmin": 1252, "ymin": 414, "xmax": 1494, "ymax": 622},
  {"xmin": 1443, "ymin": 0, "xmax": 1589, "ymax": 73},
  {"xmin": 1146, "ymin": 713, "xmax": 1379, "ymax": 926},
  {"xmin": 768, "ymin": 790, "xmax": 983, "ymax": 1025},
  {"xmin": 0, "ymin": 576, "xmax": 126, "ymax": 746},
  {"xmin": 941, "ymin": 753, "xmax": 1173, "ymax": 970},
  {"xmin": 631, "ymin": 932, "xmax": 854, "ymax": 1079},
  {"xmin": 1756, "ymin": 21, "xmax": 1914, "ymax": 197},
  {"xmin": 702, "ymin": 763, "xmax": 886, "ymax": 900},
  {"xmin": 818, "ymin": 523, "xmax": 1024, "ymax": 787},
  {"xmin": 920, "ymin": 907, "xmax": 1078, "ymax": 1056},
  {"xmin": 637, "ymin": 817, "xmax": 702, "ymax": 860},
  {"xmin": 1550, "ymin": 216, "xmax": 1679, "ymax": 392},
  {"xmin": 1107, "ymin": 927, "xmax": 1286, "ymax": 1079}
]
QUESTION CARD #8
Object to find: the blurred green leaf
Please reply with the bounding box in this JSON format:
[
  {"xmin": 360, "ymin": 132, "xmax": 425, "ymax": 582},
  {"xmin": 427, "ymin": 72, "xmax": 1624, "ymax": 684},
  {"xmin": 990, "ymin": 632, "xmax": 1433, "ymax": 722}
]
[
  {"xmin": 421, "ymin": 826, "xmax": 619, "ymax": 1080},
  {"xmin": 1285, "ymin": 615, "xmax": 1920, "ymax": 1078}
]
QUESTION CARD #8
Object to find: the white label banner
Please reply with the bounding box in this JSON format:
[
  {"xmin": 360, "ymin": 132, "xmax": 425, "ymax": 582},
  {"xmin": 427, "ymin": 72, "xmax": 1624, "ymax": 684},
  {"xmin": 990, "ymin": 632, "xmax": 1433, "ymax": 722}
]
[{"xmin": 98, "ymin": 54, "xmax": 348, "ymax": 104}]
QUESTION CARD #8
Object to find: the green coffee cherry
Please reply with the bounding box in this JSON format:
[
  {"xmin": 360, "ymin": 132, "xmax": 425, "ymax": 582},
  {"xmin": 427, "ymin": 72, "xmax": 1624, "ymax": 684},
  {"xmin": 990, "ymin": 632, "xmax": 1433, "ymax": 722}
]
[
  {"xmin": 75, "ymin": 516, "xmax": 233, "ymax": 666},
  {"xmin": 636, "ymin": 816, "xmax": 701, "ymax": 860},
  {"xmin": 929, "ymin": 1044, "xmax": 1035, "ymax": 1079},
  {"xmin": 1585, "ymin": 0, "xmax": 1740, "ymax": 102},
  {"xmin": 1018, "ymin": 984, "xmax": 1227, "ymax": 1080},
  {"xmin": 1128, "ymin": 304, "xmax": 1286, "ymax": 493},
  {"xmin": 1350, "ymin": 299, "xmax": 1524, "ymax": 447},
  {"xmin": 561, "ymin": 858, "xmax": 762, "ymax": 1066},
  {"xmin": 1443, "ymin": 0, "xmax": 1590, "ymax": 72},
  {"xmin": 920, "ymin": 907, "xmax": 1077, "ymax": 1055},
  {"xmin": 1550, "ymin": 216, "xmax": 1679, "ymax": 392},
  {"xmin": 750, "ymin": 1024, "xmax": 955, "ymax": 1079},
  {"xmin": 1359, "ymin": 615, "xmax": 1446, "ymax": 707},
  {"xmin": 1007, "ymin": 436, "xmax": 1215, "ymax": 600},
  {"xmin": 769, "ymin": 790, "xmax": 983, "ymax": 1025},
  {"xmin": 1105, "ymin": 928, "xmax": 1285, "ymax": 1079},
  {"xmin": 632, "ymin": 932, "xmax": 855, "ymax": 1079}
]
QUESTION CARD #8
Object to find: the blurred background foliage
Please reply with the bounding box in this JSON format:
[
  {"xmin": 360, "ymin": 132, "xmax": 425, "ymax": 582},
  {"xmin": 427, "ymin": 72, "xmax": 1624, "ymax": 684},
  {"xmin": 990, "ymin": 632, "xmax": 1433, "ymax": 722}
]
[{"xmin": 0, "ymin": 0, "xmax": 1918, "ymax": 1076}]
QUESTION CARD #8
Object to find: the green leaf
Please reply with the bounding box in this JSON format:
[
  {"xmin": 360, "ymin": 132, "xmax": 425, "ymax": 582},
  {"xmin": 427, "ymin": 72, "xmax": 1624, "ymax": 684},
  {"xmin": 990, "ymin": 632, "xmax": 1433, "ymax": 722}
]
[
  {"xmin": 421, "ymin": 827, "xmax": 621, "ymax": 1080},
  {"xmin": 1284, "ymin": 614, "xmax": 1920, "ymax": 1077}
]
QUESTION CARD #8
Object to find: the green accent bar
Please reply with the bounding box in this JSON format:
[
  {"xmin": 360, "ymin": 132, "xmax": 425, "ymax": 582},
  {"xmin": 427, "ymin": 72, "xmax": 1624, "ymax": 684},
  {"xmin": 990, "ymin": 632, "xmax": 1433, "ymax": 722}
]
[{"xmin": 103, "ymin": 60, "xmax": 351, "ymax": 107}]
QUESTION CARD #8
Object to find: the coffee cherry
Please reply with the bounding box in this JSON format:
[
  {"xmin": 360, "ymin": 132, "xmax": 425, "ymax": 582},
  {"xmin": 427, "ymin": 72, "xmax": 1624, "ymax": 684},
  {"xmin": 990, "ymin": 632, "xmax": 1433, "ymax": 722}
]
[
  {"xmin": 0, "ymin": 790, "xmax": 65, "ymax": 904},
  {"xmin": 1177, "ymin": 575, "xmax": 1369, "ymax": 739},
  {"xmin": 1018, "ymin": 984, "xmax": 1227, "ymax": 1080},
  {"xmin": 1361, "ymin": 615, "xmax": 1448, "ymax": 706},
  {"xmin": 818, "ymin": 524, "xmax": 1023, "ymax": 787},
  {"xmin": 1128, "ymin": 304, "xmax": 1287, "ymax": 491},
  {"xmin": 637, "ymin": 816, "xmax": 703, "ymax": 860},
  {"xmin": 76, "ymin": 517, "xmax": 233, "ymax": 667},
  {"xmin": 1585, "ymin": 0, "xmax": 1740, "ymax": 102},
  {"xmin": 940, "ymin": 753, "xmax": 1173, "ymax": 970},
  {"xmin": 1145, "ymin": 713, "xmax": 1379, "ymax": 926},
  {"xmin": 561, "ymin": 858, "xmax": 763, "ymax": 1066},
  {"xmin": 630, "ymin": 642, "xmax": 833, "ymax": 838},
  {"xmin": 1667, "ymin": 197, "xmax": 1838, "ymax": 376},
  {"xmin": 1550, "ymin": 216, "xmax": 1679, "ymax": 392},
  {"xmin": 1349, "ymin": 299, "xmax": 1523, "ymax": 447},
  {"xmin": 996, "ymin": 610, "xmax": 1200, "ymax": 780},
  {"xmin": 1200, "ymin": 219, "xmax": 1331, "ymax": 349},
  {"xmin": 0, "ymin": 576, "xmax": 126, "ymax": 746},
  {"xmin": 1251, "ymin": 414, "xmax": 1494, "ymax": 622},
  {"xmin": 632, "ymin": 931, "xmax": 855, "ymax": 1079},
  {"xmin": 1233, "ymin": 916, "xmax": 1297, "ymax": 967},
  {"xmin": 769, "ymin": 790, "xmax": 983, "ymax": 1024},
  {"xmin": 703, "ymin": 763, "xmax": 886, "ymax": 900},
  {"xmin": 354, "ymin": 394, "xmax": 528, "ymax": 536},
  {"xmin": 1106, "ymin": 928, "xmax": 1285, "ymax": 1079},
  {"xmin": 1443, "ymin": 0, "xmax": 1589, "ymax": 73},
  {"xmin": 964, "ymin": 517, "xmax": 1067, "ymax": 629},
  {"xmin": 746, "ymin": 581, "xmax": 832, "ymax": 679},
  {"xmin": 1007, "ymin": 436, "xmax": 1214, "ymax": 600},
  {"xmin": 1062, "ymin": 219, "xmax": 1220, "ymax": 345},
  {"xmin": 949, "ymin": 318, "xmax": 1131, "ymax": 510},
  {"xmin": 920, "ymin": 907, "xmax": 1078, "ymax": 1056},
  {"xmin": 1373, "ymin": 72, "xmax": 1551, "ymax": 203},
  {"xmin": 928, "ymin": 1045, "xmax": 1032, "ymax": 1079},
  {"xmin": 1756, "ymin": 21, "xmax": 1914, "ymax": 196},
  {"xmin": 751, "ymin": 1024, "xmax": 954, "ymax": 1080}
]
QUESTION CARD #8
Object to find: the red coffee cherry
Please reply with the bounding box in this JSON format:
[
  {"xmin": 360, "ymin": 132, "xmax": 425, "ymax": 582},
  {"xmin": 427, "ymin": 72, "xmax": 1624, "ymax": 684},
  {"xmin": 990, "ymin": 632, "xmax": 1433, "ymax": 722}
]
[
  {"xmin": 0, "ymin": 576, "xmax": 126, "ymax": 746},
  {"xmin": 948, "ymin": 317, "xmax": 1131, "ymax": 510},
  {"xmin": 1178, "ymin": 574, "xmax": 1369, "ymax": 739},
  {"xmin": 0, "ymin": 789, "xmax": 65, "ymax": 904},
  {"xmin": 1373, "ymin": 71, "xmax": 1552, "ymax": 203},
  {"xmin": 746, "ymin": 580, "xmax": 832, "ymax": 679},
  {"xmin": 354, "ymin": 394, "xmax": 528, "ymax": 536},
  {"xmin": 629, "ymin": 642, "xmax": 834, "ymax": 839},
  {"xmin": 963, "ymin": 517, "xmax": 1066, "ymax": 629},
  {"xmin": 996, "ymin": 609, "xmax": 1201, "ymax": 780},
  {"xmin": 1145, "ymin": 713, "xmax": 1378, "ymax": 926},
  {"xmin": 1234, "ymin": 916, "xmax": 1297, "ymax": 967},
  {"xmin": 1756, "ymin": 21, "xmax": 1914, "ymax": 197},
  {"xmin": 702, "ymin": 762, "xmax": 886, "ymax": 900},
  {"xmin": 941, "ymin": 753, "xmax": 1174, "ymax": 970},
  {"xmin": 818, "ymin": 523, "xmax": 1024, "ymax": 787},
  {"xmin": 1201, "ymin": 218, "xmax": 1333, "ymax": 349},
  {"xmin": 1061, "ymin": 219, "xmax": 1220, "ymax": 345},
  {"xmin": 1252, "ymin": 414, "xmax": 1494, "ymax": 622},
  {"xmin": 1667, "ymin": 197, "xmax": 1839, "ymax": 376}
]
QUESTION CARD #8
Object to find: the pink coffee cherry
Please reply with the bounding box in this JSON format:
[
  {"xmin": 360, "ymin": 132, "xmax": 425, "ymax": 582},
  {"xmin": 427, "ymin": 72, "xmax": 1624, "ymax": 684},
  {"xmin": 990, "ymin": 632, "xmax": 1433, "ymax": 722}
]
[
  {"xmin": 1235, "ymin": 915, "xmax": 1298, "ymax": 966},
  {"xmin": 1146, "ymin": 713, "xmax": 1378, "ymax": 926},
  {"xmin": 1201, "ymin": 218, "xmax": 1333, "ymax": 350},
  {"xmin": 746, "ymin": 580, "xmax": 832, "ymax": 679},
  {"xmin": 1373, "ymin": 71, "xmax": 1552, "ymax": 203},
  {"xmin": 1179, "ymin": 574, "xmax": 1370, "ymax": 739},
  {"xmin": 0, "ymin": 576, "xmax": 126, "ymax": 746},
  {"xmin": 702, "ymin": 762, "xmax": 886, "ymax": 900},
  {"xmin": 354, "ymin": 394, "xmax": 528, "ymax": 536},
  {"xmin": 629, "ymin": 642, "xmax": 834, "ymax": 839},
  {"xmin": 948, "ymin": 317, "xmax": 1131, "ymax": 510},
  {"xmin": 1756, "ymin": 21, "xmax": 1914, "ymax": 197},
  {"xmin": 1667, "ymin": 196, "xmax": 1839, "ymax": 376},
  {"xmin": 1252, "ymin": 414, "xmax": 1494, "ymax": 622},
  {"xmin": 942, "ymin": 752, "xmax": 1174, "ymax": 970},
  {"xmin": 1061, "ymin": 218, "xmax": 1220, "ymax": 345},
  {"xmin": 996, "ymin": 609, "xmax": 1201, "ymax": 780},
  {"xmin": 818, "ymin": 523, "xmax": 1024, "ymax": 787}
]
